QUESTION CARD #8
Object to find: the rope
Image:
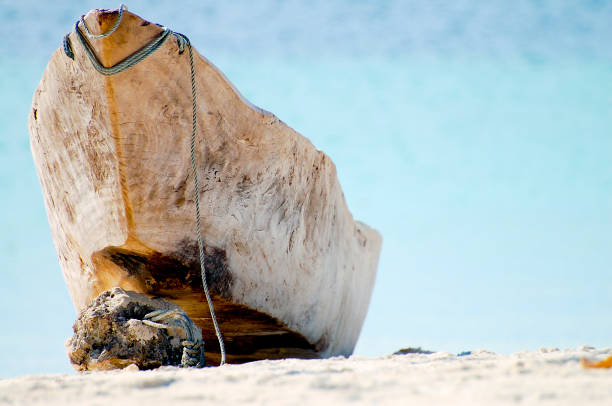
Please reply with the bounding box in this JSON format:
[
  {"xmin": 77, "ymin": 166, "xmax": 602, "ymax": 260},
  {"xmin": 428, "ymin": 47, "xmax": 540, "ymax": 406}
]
[
  {"xmin": 143, "ymin": 309, "xmax": 205, "ymax": 367},
  {"xmin": 79, "ymin": 4, "xmax": 127, "ymax": 39},
  {"xmin": 71, "ymin": 21, "xmax": 173, "ymax": 76},
  {"xmin": 176, "ymin": 31, "xmax": 227, "ymax": 366},
  {"xmin": 62, "ymin": 6, "xmax": 226, "ymax": 366},
  {"xmin": 63, "ymin": 33, "xmax": 75, "ymax": 60}
]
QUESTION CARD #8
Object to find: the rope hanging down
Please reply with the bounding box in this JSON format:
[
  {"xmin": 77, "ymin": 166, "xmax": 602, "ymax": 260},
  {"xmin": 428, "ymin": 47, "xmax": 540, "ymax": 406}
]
[{"xmin": 62, "ymin": 5, "xmax": 226, "ymax": 366}]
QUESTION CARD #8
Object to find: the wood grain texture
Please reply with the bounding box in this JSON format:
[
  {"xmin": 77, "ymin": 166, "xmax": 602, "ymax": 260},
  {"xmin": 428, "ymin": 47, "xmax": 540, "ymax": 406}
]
[{"xmin": 29, "ymin": 7, "xmax": 382, "ymax": 362}]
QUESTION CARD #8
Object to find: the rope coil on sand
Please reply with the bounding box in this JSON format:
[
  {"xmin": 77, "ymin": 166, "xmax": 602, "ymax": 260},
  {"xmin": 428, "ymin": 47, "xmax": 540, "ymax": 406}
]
[{"xmin": 62, "ymin": 6, "xmax": 226, "ymax": 367}]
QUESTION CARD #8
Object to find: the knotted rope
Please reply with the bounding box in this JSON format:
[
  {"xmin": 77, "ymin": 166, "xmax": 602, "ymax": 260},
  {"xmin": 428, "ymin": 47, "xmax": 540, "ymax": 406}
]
[
  {"xmin": 62, "ymin": 4, "xmax": 226, "ymax": 366},
  {"xmin": 143, "ymin": 309, "xmax": 205, "ymax": 368}
]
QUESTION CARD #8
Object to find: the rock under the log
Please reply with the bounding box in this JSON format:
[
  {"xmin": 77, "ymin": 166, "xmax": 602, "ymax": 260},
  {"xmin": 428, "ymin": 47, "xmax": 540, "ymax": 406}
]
[{"xmin": 67, "ymin": 287, "xmax": 203, "ymax": 371}]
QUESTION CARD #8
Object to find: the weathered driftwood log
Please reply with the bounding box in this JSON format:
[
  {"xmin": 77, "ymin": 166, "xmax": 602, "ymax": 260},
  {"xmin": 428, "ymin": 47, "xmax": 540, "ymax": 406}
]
[
  {"xmin": 29, "ymin": 6, "xmax": 382, "ymax": 365},
  {"xmin": 67, "ymin": 287, "xmax": 204, "ymax": 371}
]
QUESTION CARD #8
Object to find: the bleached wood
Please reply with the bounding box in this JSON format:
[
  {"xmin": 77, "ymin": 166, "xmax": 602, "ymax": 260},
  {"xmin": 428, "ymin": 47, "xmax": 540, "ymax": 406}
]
[{"xmin": 29, "ymin": 7, "xmax": 381, "ymax": 360}]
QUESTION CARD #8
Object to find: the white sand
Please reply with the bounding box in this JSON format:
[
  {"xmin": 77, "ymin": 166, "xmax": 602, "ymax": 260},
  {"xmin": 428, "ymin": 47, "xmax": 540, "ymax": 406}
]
[{"xmin": 2, "ymin": 347, "xmax": 612, "ymax": 405}]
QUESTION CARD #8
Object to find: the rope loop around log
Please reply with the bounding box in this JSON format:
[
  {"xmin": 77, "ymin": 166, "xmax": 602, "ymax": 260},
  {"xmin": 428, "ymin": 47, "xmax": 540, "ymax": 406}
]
[
  {"xmin": 69, "ymin": 22, "xmax": 173, "ymax": 76},
  {"xmin": 79, "ymin": 3, "xmax": 127, "ymax": 39},
  {"xmin": 60, "ymin": 5, "xmax": 227, "ymax": 366}
]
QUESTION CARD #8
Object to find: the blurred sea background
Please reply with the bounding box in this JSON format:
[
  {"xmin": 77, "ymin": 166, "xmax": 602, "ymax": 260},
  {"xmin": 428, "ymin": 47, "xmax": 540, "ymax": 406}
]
[{"xmin": 1, "ymin": 0, "xmax": 611, "ymax": 378}]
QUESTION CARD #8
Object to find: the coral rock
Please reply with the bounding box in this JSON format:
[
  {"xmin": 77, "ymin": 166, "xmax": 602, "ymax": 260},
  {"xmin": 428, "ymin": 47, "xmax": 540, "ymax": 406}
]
[{"xmin": 67, "ymin": 287, "xmax": 202, "ymax": 371}]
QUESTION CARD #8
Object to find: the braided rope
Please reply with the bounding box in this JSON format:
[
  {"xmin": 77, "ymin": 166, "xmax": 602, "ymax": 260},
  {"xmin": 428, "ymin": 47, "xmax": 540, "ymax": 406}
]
[
  {"xmin": 79, "ymin": 4, "xmax": 127, "ymax": 39},
  {"xmin": 62, "ymin": 7, "xmax": 227, "ymax": 366},
  {"xmin": 72, "ymin": 21, "xmax": 173, "ymax": 76},
  {"xmin": 176, "ymin": 32, "xmax": 227, "ymax": 366},
  {"xmin": 143, "ymin": 309, "xmax": 205, "ymax": 367},
  {"xmin": 63, "ymin": 33, "xmax": 75, "ymax": 59}
]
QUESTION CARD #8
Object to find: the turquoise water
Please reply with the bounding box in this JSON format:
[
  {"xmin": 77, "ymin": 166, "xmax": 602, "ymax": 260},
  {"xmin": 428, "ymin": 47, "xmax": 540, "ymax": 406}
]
[{"xmin": 1, "ymin": 0, "xmax": 611, "ymax": 377}]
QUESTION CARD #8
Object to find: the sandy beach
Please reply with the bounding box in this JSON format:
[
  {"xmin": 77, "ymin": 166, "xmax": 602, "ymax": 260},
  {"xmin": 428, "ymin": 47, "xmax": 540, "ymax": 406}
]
[{"xmin": 2, "ymin": 347, "xmax": 612, "ymax": 405}]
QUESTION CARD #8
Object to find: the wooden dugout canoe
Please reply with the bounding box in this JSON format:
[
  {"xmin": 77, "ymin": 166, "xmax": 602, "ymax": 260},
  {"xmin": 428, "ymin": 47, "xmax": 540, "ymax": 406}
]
[{"xmin": 29, "ymin": 6, "xmax": 381, "ymax": 365}]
